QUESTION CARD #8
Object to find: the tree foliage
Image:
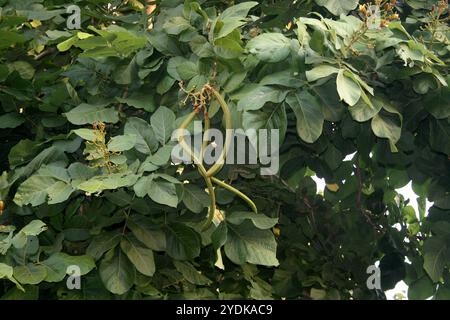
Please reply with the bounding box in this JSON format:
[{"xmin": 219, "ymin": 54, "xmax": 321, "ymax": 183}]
[{"xmin": 0, "ymin": 0, "xmax": 449, "ymax": 300}]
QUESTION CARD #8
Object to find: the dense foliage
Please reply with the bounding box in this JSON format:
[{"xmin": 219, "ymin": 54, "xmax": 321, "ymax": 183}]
[{"xmin": 0, "ymin": 0, "xmax": 449, "ymax": 300}]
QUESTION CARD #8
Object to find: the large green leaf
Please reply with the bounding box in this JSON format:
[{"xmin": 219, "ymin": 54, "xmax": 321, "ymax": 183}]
[
  {"xmin": 429, "ymin": 119, "xmax": 450, "ymax": 155},
  {"xmin": 173, "ymin": 261, "xmax": 211, "ymax": 286},
  {"xmin": 42, "ymin": 253, "xmax": 95, "ymax": 282},
  {"xmin": 226, "ymin": 212, "xmax": 278, "ymax": 229},
  {"xmin": 286, "ymin": 91, "xmax": 324, "ymax": 143},
  {"xmin": 182, "ymin": 184, "xmax": 210, "ymax": 213},
  {"xmin": 236, "ymin": 85, "xmax": 286, "ymax": 111},
  {"xmin": 425, "ymin": 87, "xmax": 450, "ymax": 119},
  {"xmin": 214, "ymin": 2, "xmax": 258, "ymax": 40},
  {"xmin": 64, "ymin": 104, "xmax": 119, "ymax": 125},
  {"xmin": 87, "ymin": 231, "xmax": 122, "ymax": 260},
  {"xmin": 224, "ymin": 221, "xmax": 279, "ymax": 267},
  {"xmin": 124, "ymin": 117, "xmax": 158, "ymax": 155},
  {"xmin": 134, "ymin": 175, "xmax": 179, "ymax": 208},
  {"xmin": 165, "ymin": 223, "xmax": 201, "ymax": 260},
  {"xmin": 242, "ymin": 103, "xmax": 287, "ymax": 162},
  {"xmin": 150, "ymin": 106, "xmax": 176, "ymax": 145},
  {"xmin": 336, "ymin": 70, "xmax": 361, "ymax": 106},
  {"xmin": 0, "ymin": 30, "xmax": 25, "ymax": 49},
  {"xmin": 14, "ymin": 166, "xmax": 73, "ymax": 207},
  {"xmin": 423, "ymin": 237, "xmax": 449, "ymax": 283},
  {"xmin": 408, "ymin": 275, "xmax": 435, "ymax": 300},
  {"xmin": 127, "ymin": 215, "xmax": 166, "ymax": 252},
  {"xmin": 107, "ymin": 134, "xmax": 137, "ymax": 152},
  {"xmin": 13, "ymin": 264, "xmax": 47, "ymax": 285},
  {"xmin": 120, "ymin": 235, "xmax": 155, "ymax": 277},
  {"xmin": 315, "ymin": 0, "xmax": 359, "ymax": 16},
  {"xmin": 116, "ymin": 92, "xmax": 156, "ymax": 112},
  {"xmin": 0, "ymin": 263, "xmax": 23, "ymax": 291},
  {"xmin": 306, "ymin": 65, "xmax": 339, "ymax": 82},
  {"xmin": 247, "ymin": 33, "xmax": 291, "ymax": 63},
  {"xmin": 77, "ymin": 173, "xmax": 139, "ymax": 194},
  {"xmin": 371, "ymin": 110, "xmax": 401, "ymax": 149},
  {"xmin": 349, "ymin": 96, "xmax": 383, "ymax": 122},
  {"xmin": 0, "ymin": 113, "xmax": 25, "ymax": 129},
  {"xmin": 99, "ymin": 248, "xmax": 135, "ymax": 295}
]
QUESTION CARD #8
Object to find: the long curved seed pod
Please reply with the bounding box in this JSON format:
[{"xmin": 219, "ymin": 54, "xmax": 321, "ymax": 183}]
[
  {"xmin": 200, "ymin": 175, "xmax": 216, "ymax": 230},
  {"xmin": 211, "ymin": 177, "xmax": 257, "ymax": 214},
  {"xmin": 199, "ymin": 114, "xmax": 210, "ymax": 164},
  {"xmin": 204, "ymin": 85, "xmax": 232, "ymax": 178},
  {"xmin": 177, "ymin": 111, "xmax": 216, "ymax": 230}
]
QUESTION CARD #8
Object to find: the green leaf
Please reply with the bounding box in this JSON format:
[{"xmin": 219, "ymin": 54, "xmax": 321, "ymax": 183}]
[
  {"xmin": 348, "ymin": 96, "xmax": 383, "ymax": 122},
  {"xmin": 436, "ymin": 283, "xmax": 450, "ymax": 300},
  {"xmin": 124, "ymin": 117, "xmax": 158, "ymax": 155},
  {"xmin": 77, "ymin": 173, "xmax": 139, "ymax": 194},
  {"xmin": 214, "ymin": 35, "xmax": 245, "ymax": 59},
  {"xmin": 13, "ymin": 264, "xmax": 47, "ymax": 285},
  {"xmin": 87, "ymin": 230, "xmax": 122, "ymax": 260},
  {"xmin": 227, "ymin": 212, "xmax": 278, "ymax": 229},
  {"xmin": 336, "ymin": 70, "xmax": 361, "ymax": 106},
  {"xmin": 150, "ymin": 106, "xmax": 175, "ymax": 145},
  {"xmin": 211, "ymin": 222, "xmax": 228, "ymax": 250},
  {"xmin": 166, "ymin": 223, "xmax": 201, "ymax": 260},
  {"xmin": 371, "ymin": 111, "xmax": 401, "ymax": 149},
  {"xmin": 0, "ymin": 263, "xmax": 14, "ymax": 280},
  {"xmin": 408, "ymin": 275, "xmax": 435, "ymax": 300},
  {"xmin": 190, "ymin": 36, "xmax": 214, "ymax": 58},
  {"xmin": 8, "ymin": 61, "xmax": 35, "ymax": 80},
  {"xmin": 306, "ymin": 65, "xmax": 339, "ymax": 82},
  {"xmin": 242, "ymin": 103, "xmax": 287, "ymax": 158},
  {"xmin": 214, "ymin": 2, "xmax": 258, "ymax": 39},
  {"xmin": 236, "ymin": 85, "xmax": 286, "ymax": 111},
  {"xmin": 423, "ymin": 237, "xmax": 449, "ymax": 282},
  {"xmin": 107, "ymin": 134, "xmax": 137, "ymax": 152},
  {"xmin": 127, "ymin": 215, "xmax": 166, "ymax": 252},
  {"xmin": 42, "ymin": 253, "xmax": 95, "ymax": 282},
  {"xmin": 163, "ymin": 16, "xmax": 192, "ymax": 35},
  {"xmin": 0, "ymin": 263, "xmax": 24, "ymax": 291},
  {"xmin": 182, "ymin": 184, "xmax": 210, "ymax": 213},
  {"xmin": 0, "ymin": 113, "xmax": 25, "ymax": 129},
  {"xmin": 247, "ymin": 33, "xmax": 291, "ymax": 63},
  {"xmin": 176, "ymin": 61, "xmax": 198, "ymax": 81},
  {"xmin": 148, "ymin": 179, "xmax": 178, "ymax": 208},
  {"xmin": 116, "ymin": 92, "xmax": 156, "ymax": 112},
  {"xmin": 286, "ymin": 91, "xmax": 324, "ymax": 143},
  {"xmin": 120, "ymin": 235, "xmax": 155, "ymax": 277},
  {"xmin": 99, "ymin": 248, "xmax": 135, "ymax": 295},
  {"xmin": 310, "ymin": 81, "xmax": 345, "ymax": 122},
  {"xmin": 14, "ymin": 166, "xmax": 73, "ymax": 206},
  {"xmin": 64, "ymin": 104, "xmax": 119, "ymax": 125},
  {"xmin": 134, "ymin": 175, "xmax": 179, "ymax": 207},
  {"xmin": 57, "ymin": 35, "xmax": 78, "ymax": 52},
  {"xmin": 225, "ymin": 221, "xmax": 279, "ymax": 267},
  {"xmin": 72, "ymin": 128, "xmax": 96, "ymax": 141},
  {"xmin": 425, "ymin": 87, "xmax": 450, "ymax": 119},
  {"xmin": 20, "ymin": 220, "xmax": 48, "ymax": 236},
  {"xmin": 429, "ymin": 119, "xmax": 450, "ymax": 155},
  {"xmin": 173, "ymin": 261, "xmax": 211, "ymax": 285},
  {"xmin": 0, "ymin": 30, "xmax": 25, "ymax": 49},
  {"xmin": 167, "ymin": 57, "xmax": 190, "ymax": 81},
  {"xmin": 315, "ymin": 0, "xmax": 358, "ymax": 16},
  {"xmin": 148, "ymin": 145, "xmax": 173, "ymax": 166}
]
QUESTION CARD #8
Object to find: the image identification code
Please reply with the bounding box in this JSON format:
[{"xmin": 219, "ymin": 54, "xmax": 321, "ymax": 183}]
[{"xmin": 176, "ymin": 304, "xmax": 273, "ymax": 317}]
